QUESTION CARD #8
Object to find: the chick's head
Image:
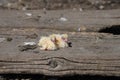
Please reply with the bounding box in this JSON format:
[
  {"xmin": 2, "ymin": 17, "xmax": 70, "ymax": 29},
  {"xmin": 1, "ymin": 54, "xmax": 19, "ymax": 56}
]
[{"xmin": 61, "ymin": 34, "xmax": 68, "ymax": 42}]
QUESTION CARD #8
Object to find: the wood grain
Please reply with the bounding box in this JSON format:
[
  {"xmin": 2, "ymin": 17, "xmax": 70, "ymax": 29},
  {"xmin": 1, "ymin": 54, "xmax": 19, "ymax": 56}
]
[
  {"xmin": 0, "ymin": 54, "xmax": 120, "ymax": 76},
  {"xmin": 0, "ymin": 9, "xmax": 120, "ymax": 76}
]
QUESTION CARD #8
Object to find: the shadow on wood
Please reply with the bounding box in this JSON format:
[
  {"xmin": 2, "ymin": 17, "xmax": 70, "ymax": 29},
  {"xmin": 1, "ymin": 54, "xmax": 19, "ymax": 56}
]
[
  {"xmin": 0, "ymin": 74, "xmax": 120, "ymax": 80},
  {"xmin": 99, "ymin": 25, "xmax": 120, "ymax": 35}
]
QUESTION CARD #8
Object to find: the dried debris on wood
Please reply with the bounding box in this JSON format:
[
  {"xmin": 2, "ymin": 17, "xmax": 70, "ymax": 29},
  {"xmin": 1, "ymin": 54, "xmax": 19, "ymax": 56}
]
[{"xmin": 18, "ymin": 42, "xmax": 37, "ymax": 51}]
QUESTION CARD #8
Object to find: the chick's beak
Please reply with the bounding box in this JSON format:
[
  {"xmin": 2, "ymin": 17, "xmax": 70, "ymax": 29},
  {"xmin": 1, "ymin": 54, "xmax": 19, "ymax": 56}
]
[{"xmin": 67, "ymin": 42, "xmax": 72, "ymax": 47}]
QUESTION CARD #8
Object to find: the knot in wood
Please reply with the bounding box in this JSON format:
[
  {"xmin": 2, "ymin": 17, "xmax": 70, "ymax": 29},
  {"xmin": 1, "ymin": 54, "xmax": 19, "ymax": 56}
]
[{"xmin": 48, "ymin": 59, "xmax": 58, "ymax": 68}]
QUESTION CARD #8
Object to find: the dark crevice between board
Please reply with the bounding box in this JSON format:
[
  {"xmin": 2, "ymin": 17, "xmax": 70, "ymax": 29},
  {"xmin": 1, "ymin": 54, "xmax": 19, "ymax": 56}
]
[
  {"xmin": 0, "ymin": 74, "xmax": 120, "ymax": 80},
  {"xmin": 99, "ymin": 25, "xmax": 120, "ymax": 35}
]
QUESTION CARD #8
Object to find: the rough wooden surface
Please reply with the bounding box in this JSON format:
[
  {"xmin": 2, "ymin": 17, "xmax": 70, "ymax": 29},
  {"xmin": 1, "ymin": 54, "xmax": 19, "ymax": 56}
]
[
  {"xmin": 0, "ymin": 9, "xmax": 120, "ymax": 77},
  {"xmin": 0, "ymin": 9, "xmax": 120, "ymax": 32},
  {"xmin": 0, "ymin": 53, "xmax": 120, "ymax": 76}
]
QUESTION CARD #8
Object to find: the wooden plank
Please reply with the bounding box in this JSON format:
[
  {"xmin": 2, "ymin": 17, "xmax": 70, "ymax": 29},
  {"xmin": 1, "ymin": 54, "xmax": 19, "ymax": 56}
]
[
  {"xmin": 0, "ymin": 10, "xmax": 120, "ymax": 32},
  {"xmin": 0, "ymin": 54, "xmax": 120, "ymax": 76},
  {"xmin": 0, "ymin": 31, "xmax": 120, "ymax": 76},
  {"xmin": 0, "ymin": 9, "xmax": 120, "ymax": 76}
]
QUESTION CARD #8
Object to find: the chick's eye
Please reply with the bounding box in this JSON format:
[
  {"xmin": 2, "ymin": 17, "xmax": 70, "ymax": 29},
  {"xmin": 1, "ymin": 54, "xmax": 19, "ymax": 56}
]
[
  {"xmin": 62, "ymin": 37, "xmax": 67, "ymax": 41},
  {"xmin": 62, "ymin": 37, "xmax": 65, "ymax": 40}
]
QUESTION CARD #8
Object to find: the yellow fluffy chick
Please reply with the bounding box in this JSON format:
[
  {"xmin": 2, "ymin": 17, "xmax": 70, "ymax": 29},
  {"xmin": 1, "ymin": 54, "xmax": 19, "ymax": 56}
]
[
  {"xmin": 49, "ymin": 34, "xmax": 68, "ymax": 48},
  {"xmin": 38, "ymin": 36, "xmax": 57, "ymax": 50}
]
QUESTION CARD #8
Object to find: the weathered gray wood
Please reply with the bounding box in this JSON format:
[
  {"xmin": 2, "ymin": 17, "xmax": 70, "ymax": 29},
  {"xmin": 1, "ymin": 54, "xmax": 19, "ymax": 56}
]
[
  {"xmin": 0, "ymin": 9, "xmax": 120, "ymax": 32},
  {"xmin": 0, "ymin": 9, "xmax": 120, "ymax": 76},
  {"xmin": 0, "ymin": 54, "xmax": 120, "ymax": 76},
  {"xmin": 0, "ymin": 31, "xmax": 120, "ymax": 76}
]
